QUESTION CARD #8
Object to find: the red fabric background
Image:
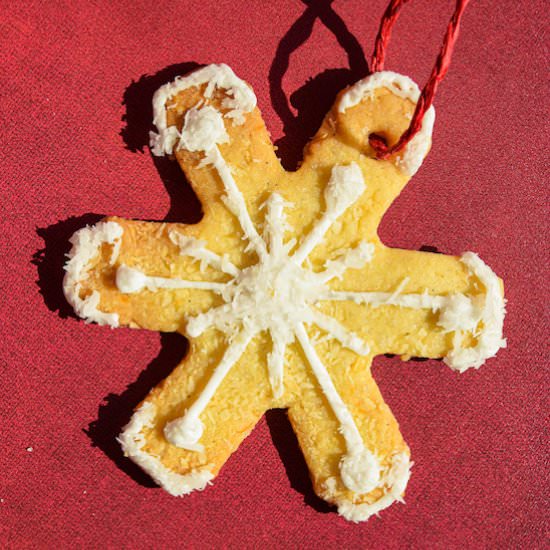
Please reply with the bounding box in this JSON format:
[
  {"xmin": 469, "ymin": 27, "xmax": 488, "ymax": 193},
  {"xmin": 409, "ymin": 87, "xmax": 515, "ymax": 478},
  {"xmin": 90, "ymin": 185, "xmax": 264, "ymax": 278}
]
[{"xmin": 1, "ymin": 0, "xmax": 548, "ymax": 547}]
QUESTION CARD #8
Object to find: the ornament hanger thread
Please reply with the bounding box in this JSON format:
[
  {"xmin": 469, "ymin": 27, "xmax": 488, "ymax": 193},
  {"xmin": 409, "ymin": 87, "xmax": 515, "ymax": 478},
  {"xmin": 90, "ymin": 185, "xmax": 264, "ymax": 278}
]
[{"xmin": 369, "ymin": 0, "xmax": 471, "ymax": 159}]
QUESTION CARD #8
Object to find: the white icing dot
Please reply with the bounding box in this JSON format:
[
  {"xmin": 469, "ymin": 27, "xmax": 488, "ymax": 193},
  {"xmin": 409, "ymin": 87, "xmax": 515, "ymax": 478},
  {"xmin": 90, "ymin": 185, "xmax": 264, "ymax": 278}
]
[
  {"xmin": 340, "ymin": 448, "xmax": 381, "ymax": 494},
  {"xmin": 178, "ymin": 106, "xmax": 229, "ymax": 153},
  {"xmin": 116, "ymin": 265, "xmax": 147, "ymax": 294},
  {"xmin": 164, "ymin": 416, "xmax": 205, "ymax": 451},
  {"xmin": 324, "ymin": 163, "xmax": 365, "ymax": 216}
]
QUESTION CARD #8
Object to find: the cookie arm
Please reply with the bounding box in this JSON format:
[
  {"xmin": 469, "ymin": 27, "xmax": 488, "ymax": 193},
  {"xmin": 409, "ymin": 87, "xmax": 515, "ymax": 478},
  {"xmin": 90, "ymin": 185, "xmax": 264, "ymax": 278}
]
[
  {"xmin": 119, "ymin": 331, "xmax": 276, "ymax": 494},
  {"xmin": 150, "ymin": 64, "xmax": 284, "ymax": 214},
  {"xmin": 301, "ymin": 72, "xmax": 434, "ymax": 182},
  {"xmin": 322, "ymin": 247, "xmax": 506, "ymax": 369},
  {"xmin": 295, "ymin": 75, "xmax": 434, "ymax": 260},
  {"xmin": 285, "ymin": 345, "xmax": 410, "ymax": 523},
  {"xmin": 63, "ymin": 217, "xmax": 240, "ymax": 332}
]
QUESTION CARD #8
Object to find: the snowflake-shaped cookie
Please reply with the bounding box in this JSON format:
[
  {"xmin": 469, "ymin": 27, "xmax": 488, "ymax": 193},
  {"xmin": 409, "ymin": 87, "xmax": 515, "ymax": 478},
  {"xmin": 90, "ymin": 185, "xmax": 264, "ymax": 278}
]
[{"xmin": 63, "ymin": 64, "xmax": 506, "ymax": 522}]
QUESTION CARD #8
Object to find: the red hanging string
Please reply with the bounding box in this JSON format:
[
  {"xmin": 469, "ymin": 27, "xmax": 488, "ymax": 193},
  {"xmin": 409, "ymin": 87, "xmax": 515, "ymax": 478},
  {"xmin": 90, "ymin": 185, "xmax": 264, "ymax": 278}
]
[{"xmin": 369, "ymin": 0, "xmax": 471, "ymax": 160}]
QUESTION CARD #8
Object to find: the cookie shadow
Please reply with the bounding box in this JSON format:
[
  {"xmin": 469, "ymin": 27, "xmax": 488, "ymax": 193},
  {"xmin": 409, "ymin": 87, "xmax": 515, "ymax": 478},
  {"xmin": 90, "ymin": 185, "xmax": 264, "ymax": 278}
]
[
  {"xmin": 85, "ymin": 332, "xmax": 189, "ymax": 487},
  {"xmin": 265, "ymin": 409, "xmax": 333, "ymax": 513},
  {"xmin": 121, "ymin": 61, "xmax": 203, "ymax": 224},
  {"xmin": 269, "ymin": 0, "xmax": 369, "ymax": 171},
  {"xmin": 33, "ymin": 213, "xmax": 104, "ymax": 320}
]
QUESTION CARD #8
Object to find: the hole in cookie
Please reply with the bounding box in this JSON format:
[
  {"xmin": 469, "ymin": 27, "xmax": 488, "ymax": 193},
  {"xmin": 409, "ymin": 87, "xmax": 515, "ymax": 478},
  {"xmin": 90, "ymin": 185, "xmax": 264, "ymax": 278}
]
[{"xmin": 368, "ymin": 132, "xmax": 388, "ymax": 155}]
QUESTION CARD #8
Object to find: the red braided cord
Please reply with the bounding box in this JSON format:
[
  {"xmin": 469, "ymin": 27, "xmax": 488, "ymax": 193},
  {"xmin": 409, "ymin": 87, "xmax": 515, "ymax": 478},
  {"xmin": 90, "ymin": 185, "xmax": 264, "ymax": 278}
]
[
  {"xmin": 369, "ymin": 0, "xmax": 471, "ymax": 159},
  {"xmin": 371, "ymin": 0, "xmax": 412, "ymax": 73}
]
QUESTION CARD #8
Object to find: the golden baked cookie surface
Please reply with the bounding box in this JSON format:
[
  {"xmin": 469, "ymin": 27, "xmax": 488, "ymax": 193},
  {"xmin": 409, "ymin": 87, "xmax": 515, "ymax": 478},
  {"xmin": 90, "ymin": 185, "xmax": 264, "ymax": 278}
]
[{"xmin": 63, "ymin": 64, "xmax": 505, "ymax": 522}]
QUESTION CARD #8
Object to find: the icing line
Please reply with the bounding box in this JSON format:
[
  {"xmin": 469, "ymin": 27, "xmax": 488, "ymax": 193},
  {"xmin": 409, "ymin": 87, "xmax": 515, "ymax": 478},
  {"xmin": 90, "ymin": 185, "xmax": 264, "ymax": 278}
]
[
  {"xmin": 115, "ymin": 264, "xmax": 226, "ymax": 294},
  {"xmin": 164, "ymin": 330, "xmax": 254, "ymax": 450},
  {"xmin": 169, "ymin": 230, "xmax": 239, "ymax": 277},
  {"xmin": 295, "ymin": 322, "xmax": 381, "ymax": 494}
]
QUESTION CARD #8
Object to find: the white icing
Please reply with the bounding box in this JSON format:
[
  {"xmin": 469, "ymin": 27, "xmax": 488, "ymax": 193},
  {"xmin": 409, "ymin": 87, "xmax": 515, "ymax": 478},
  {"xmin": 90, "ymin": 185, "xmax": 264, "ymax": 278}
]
[
  {"xmin": 340, "ymin": 448, "xmax": 381, "ymax": 494},
  {"xmin": 210, "ymin": 147, "xmax": 268, "ymax": 259},
  {"xmin": 118, "ymin": 401, "xmax": 213, "ymax": 496},
  {"xmin": 169, "ymin": 230, "xmax": 239, "ymax": 277},
  {"xmin": 293, "ymin": 163, "xmax": 365, "ymax": 265},
  {"xmin": 63, "ymin": 221, "xmax": 123, "ymax": 327},
  {"xmin": 336, "ymin": 451, "xmax": 411, "ymax": 522},
  {"xmin": 438, "ymin": 292, "xmax": 480, "ymax": 333},
  {"xmin": 178, "ymin": 106, "xmax": 229, "ymax": 152},
  {"xmin": 338, "ymin": 71, "xmax": 435, "ymax": 176},
  {"xmin": 318, "ymin": 241, "xmax": 375, "ymax": 283},
  {"xmin": 267, "ymin": 331, "xmax": 286, "ymax": 399},
  {"xmin": 164, "ymin": 330, "xmax": 253, "ymax": 450},
  {"xmin": 311, "ymin": 311, "xmax": 370, "ymax": 356},
  {"xmin": 295, "ymin": 322, "xmax": 379, "ymax": 491},
  {"xmin": 115, "ymin": 264, "xmax": 147, "ymax": 294},
  {"xmin": 442, "ymin": 252, "xmax": 507, "ymax": 372},
  {"xmin": 115, "ymin": 264, "xmax": 226, "ymax": 294},
  {"xmin": 324, "ymin": 288, "xmax": 447, "ymax": 309},
  {"xmin": 150, "ymin": 63, "xmax": 256, "ymax": 156}
]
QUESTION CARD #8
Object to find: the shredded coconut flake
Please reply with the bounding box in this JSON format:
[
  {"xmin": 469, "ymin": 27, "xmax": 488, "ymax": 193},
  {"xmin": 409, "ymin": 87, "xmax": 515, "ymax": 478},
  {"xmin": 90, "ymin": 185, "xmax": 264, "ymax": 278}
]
[
  {"xmin": 339, "ymin": 71, "xmax": 435, "ymax": 176},
  {"xmin": 150, "ymin": 64, "xmax": 256, "ymax": 156},
  {"xmin": 63, "ymin": 221, "xmax": 123, "ymax": 327},
  {"xmin": 118, "ymin": 402, "xmax": 214, "ymax": 496}
]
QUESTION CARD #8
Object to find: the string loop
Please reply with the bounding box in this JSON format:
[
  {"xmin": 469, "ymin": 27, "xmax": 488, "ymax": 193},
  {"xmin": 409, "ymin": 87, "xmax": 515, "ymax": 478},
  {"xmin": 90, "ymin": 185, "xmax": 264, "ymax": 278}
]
[{"xmin": 369, "ymin": 0, "xmax": 470, "ymax": 159}]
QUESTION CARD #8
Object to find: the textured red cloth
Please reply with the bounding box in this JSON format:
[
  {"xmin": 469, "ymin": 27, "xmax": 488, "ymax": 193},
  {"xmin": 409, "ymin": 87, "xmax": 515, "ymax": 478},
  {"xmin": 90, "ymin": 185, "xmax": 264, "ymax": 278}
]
[{"xmin": 1, "ymin": 0, "xmax": 548, "ymax": 547}]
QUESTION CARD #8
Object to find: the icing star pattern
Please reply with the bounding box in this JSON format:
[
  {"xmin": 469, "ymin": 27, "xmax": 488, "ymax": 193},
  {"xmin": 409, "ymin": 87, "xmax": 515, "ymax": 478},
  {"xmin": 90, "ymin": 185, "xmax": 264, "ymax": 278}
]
[{"xmin": 63, "ymin": 64, "xmax": 506, "ymax": 522}]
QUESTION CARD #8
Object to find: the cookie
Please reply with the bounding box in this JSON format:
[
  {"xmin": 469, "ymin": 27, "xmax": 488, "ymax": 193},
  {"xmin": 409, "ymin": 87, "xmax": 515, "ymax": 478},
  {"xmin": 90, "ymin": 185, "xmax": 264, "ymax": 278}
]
[{"xmin": 63, "ymin": 63, "xmax": 506, "ymax": 522}]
